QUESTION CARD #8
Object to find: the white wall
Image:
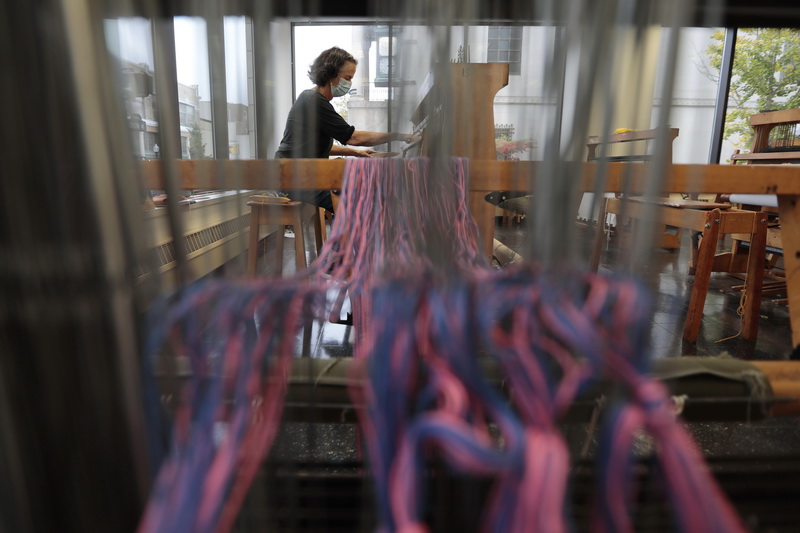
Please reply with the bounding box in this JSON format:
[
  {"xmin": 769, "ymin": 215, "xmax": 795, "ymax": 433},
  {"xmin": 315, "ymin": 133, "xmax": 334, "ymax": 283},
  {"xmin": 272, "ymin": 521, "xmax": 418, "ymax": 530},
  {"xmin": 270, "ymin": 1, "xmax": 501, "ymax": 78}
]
[{"xmin": 652, "ymin": 27, "xmax": 724, "ymax": 164}]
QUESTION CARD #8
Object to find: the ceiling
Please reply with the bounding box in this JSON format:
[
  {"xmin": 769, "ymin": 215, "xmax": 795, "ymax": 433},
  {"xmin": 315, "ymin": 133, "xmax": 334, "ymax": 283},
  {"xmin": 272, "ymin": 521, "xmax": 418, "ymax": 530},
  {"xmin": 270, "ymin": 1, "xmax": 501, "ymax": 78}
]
[{"xmin": 113, "ymin": 0, "xmax": 800, "ymax": 28}]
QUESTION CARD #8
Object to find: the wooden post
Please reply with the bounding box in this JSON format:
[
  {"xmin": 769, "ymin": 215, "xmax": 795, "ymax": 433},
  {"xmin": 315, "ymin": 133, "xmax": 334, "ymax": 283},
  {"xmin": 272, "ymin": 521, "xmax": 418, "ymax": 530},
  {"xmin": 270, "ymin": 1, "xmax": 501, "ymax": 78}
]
[
  {"xmin": 683, "ymin": 209, "xmax": 722, "ymax": 342},
  {"xmin": 742, "ymin": 212, "xmax": 768, "ymax": 340},
  {"xmin": 778, "ymin": 194, "xmax": 800, "ymax": 348}
]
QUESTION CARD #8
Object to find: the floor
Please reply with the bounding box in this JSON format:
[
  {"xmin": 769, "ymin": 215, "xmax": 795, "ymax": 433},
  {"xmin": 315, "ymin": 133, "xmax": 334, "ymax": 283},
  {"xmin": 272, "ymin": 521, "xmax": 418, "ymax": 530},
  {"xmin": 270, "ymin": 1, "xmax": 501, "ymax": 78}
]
[{"xmin": 506, "ymin": 220, "xmax": 794, "ymax": 361}]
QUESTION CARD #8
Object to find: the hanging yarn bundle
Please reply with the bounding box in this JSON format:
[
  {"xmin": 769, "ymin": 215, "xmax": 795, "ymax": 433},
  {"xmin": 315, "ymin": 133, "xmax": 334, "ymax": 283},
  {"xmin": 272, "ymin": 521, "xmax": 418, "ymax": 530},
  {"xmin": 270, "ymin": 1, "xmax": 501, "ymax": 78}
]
[
  {"xmin": 354, "ymin": 264, "xmax": 749, "ymax": 533},
  {"xmin": 307, "ymin": 157, "xmax": 487, "ymax": 333},
  {"xmin": 309, "ymin": 157, "xmax": 486, "ymax": 286},
  {"xmin": 479, "ymin": 267, "xmax": 748, "ymax": 533},
  {"xmin": 355, "ymin": 273, "xmax": 528, "ymax": 533},
  {"xmin": 137, "ymin": 279, "xmax": 324, "ymax": 533}
]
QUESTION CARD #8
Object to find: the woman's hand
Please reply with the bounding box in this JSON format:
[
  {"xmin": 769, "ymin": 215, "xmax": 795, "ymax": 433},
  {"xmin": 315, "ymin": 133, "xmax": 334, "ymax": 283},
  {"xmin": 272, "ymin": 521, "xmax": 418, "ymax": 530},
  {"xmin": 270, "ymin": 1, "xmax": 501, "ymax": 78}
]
[{"xmin": 351, "ymin": 148, "xmax": 376, "ymax": 157}]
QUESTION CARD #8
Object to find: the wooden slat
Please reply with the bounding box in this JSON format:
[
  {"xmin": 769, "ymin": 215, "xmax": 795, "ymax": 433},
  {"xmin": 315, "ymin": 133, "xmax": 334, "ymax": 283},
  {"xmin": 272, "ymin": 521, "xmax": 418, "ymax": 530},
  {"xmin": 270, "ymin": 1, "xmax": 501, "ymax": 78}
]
[
  {"xmin": 607, "ymin": 198, "xmax": 709, "ymax": 231},
  {"xmin": 750, "ymin": 108, "xmax": 800, "ymax": 127},
  {"xmin": 624, "ymin": 197, "xmax": 730, "ymax": 209},
  {"xmin": 731, "ymin": 152, "xmax": 800, "ymax": 161},
  {"xmin": 717, "ymin": 211, "xmax": 761, "ymax": 234},
  {"xmin": 586, "ymin": 127, "xmax": 679, "ymax": 146},
  {"xmin": 732, "ymin": 227, "xmax": 783, "ymax": 250},
  {"xmin": 138, "ymin": 159, "xmax": 800, "ymax": 195},
  {"xmin": 470, "ymin": 161, "xmax": 800, "ymax": 195},
  {"xmin": 139, "ymin": 159, "xmax": 346, "ymax": 191}
]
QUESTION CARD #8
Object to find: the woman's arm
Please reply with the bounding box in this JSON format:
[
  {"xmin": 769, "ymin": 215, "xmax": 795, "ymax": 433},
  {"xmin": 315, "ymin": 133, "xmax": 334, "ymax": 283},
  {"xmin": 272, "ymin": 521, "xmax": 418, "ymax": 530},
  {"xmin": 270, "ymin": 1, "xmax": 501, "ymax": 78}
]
[
  {"xmin": 329, "ymin": 145, "xmax": 376, "ymax": 157},
  {"xmin": 347, "ymin": 130, "xmax": 418, "ymax": 147}
]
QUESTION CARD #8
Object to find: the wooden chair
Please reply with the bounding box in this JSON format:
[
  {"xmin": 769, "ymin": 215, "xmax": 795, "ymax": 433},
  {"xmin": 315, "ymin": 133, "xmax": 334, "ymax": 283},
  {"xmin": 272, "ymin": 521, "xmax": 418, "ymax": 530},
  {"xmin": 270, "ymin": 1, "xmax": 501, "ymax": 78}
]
[
  {"xmin": 247, "ymin": 195, "xmax": 325, "ymax": 277},
  {"xmin": 587, "ymin": 128, "xmax": 772, "ymax": 342},
  {"xmin": 591, "ymin": 196, "xmax": 768, "ymax": 342},
  {"xmin": 725, "ymin": 108, "xmax": 800, "ymax": 302}
]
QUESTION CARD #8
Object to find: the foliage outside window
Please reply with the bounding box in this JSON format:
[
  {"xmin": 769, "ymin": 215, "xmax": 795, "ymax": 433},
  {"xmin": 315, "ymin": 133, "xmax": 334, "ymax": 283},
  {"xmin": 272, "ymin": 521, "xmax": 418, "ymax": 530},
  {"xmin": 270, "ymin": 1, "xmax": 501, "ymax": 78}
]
[
  {"xmin": 495, "ymin": 134, "xmax": 535, "ymax": 160},
  {"xmin": 189, "ymin": 123, "xmax": 207, "ymax": 159},
  {"xmin": 703, "ymin": 28, "xmax": 800, "ymax": 151}
]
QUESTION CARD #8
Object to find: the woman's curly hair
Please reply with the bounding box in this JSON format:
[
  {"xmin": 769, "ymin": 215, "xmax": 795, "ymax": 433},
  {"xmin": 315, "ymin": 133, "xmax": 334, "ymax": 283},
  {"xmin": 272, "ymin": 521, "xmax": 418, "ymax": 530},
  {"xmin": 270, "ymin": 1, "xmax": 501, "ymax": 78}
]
[{"xmin": 308, "ymin": 47, "xmax": 357, "ymax": 87}]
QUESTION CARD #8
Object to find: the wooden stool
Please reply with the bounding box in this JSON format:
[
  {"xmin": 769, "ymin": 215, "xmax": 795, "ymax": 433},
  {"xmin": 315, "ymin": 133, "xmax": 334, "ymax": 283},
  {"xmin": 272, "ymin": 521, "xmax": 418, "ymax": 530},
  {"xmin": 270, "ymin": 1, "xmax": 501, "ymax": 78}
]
[{"xmin": 247, "ymin": 196, "xmax": 324, "ymax": 277}]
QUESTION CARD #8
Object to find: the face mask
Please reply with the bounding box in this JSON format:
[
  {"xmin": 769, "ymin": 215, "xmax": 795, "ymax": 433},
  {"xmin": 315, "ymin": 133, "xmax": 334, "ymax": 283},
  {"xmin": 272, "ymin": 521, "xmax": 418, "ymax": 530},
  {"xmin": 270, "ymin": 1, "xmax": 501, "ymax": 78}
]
[{"xmin": 332, "ymin": 78, "xmax": 352, "ymax": 97}]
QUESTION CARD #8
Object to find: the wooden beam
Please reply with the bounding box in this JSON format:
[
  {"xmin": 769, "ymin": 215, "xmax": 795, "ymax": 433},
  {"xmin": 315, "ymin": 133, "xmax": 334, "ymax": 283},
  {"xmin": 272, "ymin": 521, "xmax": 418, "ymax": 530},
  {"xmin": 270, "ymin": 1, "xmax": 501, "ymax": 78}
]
[
  {"xmin": 140, "ymin": 159, "xmax": 346, "ymax": 191},
  {"xmin": 139, "ymin": 159, "xmax": 800, "ymax": 195},
  {"xmin": 732, "ymin": 152, "xmax": 800, "ymax": 162},
  {"xmin": 750, "ymin": 108, "xmax": 800, "ymax": 127}
]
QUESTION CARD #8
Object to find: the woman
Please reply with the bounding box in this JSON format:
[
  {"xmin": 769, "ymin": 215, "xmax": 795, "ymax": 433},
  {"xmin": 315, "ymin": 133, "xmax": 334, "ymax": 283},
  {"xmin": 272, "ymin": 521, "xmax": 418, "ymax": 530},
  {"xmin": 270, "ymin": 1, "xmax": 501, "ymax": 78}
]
[{"xmin": 276, "ymin": 46, "xmax": 417, "ymax": 211}]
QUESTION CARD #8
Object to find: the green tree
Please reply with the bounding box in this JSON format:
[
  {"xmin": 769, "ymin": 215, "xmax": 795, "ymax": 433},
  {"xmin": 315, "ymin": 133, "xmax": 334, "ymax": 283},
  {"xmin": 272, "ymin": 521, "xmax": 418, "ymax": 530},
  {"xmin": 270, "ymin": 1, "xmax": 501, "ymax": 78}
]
[
  {"xmin": 189, "ymin": 122, "xmax": 207, "ymax": 159},
  {"xmin": 702, "ymin": 28, "xmax": 800, "ymax": 150}
]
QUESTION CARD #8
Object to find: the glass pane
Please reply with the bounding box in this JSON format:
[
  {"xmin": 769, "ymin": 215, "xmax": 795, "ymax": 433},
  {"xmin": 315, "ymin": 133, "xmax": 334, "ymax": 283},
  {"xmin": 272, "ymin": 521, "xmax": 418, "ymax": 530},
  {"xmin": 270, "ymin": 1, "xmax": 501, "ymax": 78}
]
[
  {"xmin": 174, "ymin": 17, "xmax": 212, "ymax": 159},
  {"xmin": 224, "ymin": 16, "xmax": 254, "ymax": 159},
  {"xmin": 104, "ymin": 17, "xmax": 157, "ymax": 160},
  {"xmin": 722, "ymin": 28, "xmax": 800, "ymax": 159},
  {"xmin": 652, "ymin": 27, "xmax": 725, "ymax": 163}
]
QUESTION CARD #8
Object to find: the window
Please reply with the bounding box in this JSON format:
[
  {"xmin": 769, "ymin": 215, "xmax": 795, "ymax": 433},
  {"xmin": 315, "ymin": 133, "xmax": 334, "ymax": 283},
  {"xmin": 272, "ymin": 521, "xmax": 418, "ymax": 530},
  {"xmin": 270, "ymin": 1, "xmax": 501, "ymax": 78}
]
[
  {"xmin": 487, "ymin": 26, "xmax": 522, "ymax": 75},
  {"xmin": 144, "ymin": 132, "xmax": 160, "ymax": 159},
  {"xmin": 179, "ymin": 102, "xmax": 196, "ymax": 127},
  {"xmin": 722, "ymin": 28, "xmax": 800, "ymax": 156}
]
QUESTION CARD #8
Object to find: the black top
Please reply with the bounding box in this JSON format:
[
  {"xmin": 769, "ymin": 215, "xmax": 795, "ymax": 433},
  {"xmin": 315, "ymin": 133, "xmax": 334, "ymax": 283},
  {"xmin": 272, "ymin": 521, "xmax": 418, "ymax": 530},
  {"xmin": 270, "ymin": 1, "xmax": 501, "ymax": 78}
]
[{"xmin": 275, "ymin": 89, "xmax": 355, "ymax": 158}]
